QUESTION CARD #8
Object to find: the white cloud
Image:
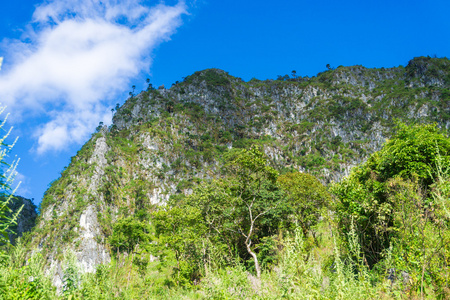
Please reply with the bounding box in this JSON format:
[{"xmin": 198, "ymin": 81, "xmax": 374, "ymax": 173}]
[{"xmin": 0, "ymin": 0, "xmax": 186, "ymax": 154}]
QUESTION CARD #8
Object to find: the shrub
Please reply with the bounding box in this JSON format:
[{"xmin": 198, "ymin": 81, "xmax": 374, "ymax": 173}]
[
  {"xmin": 108, "ymin": 216, "xmax": 151, "ymax": 254},
  {"xmin": 332, "ymin": 123, "xmax": 450, "ymax": 271},
  {"xmin": 278, "ymin": 172, "xmax": 331, "ymax": 235}
]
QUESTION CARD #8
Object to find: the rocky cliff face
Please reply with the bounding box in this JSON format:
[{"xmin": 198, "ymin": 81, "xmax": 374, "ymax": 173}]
[{"xmin": 28, "ymin": 56, "xmax": 450, "ymax": 286}]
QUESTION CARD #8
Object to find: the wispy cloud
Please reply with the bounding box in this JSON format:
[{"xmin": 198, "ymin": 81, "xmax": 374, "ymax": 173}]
[{"xmin": 0, "ymin": 0, "xmax": 186, "ymax": 154}]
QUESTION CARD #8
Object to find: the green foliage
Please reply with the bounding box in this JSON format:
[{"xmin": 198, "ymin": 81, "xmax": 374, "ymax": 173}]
[
  {"xmin": 0, "ymin": 220, "xmax": 400, "ymax": 299},
  {"xmin": 333, "ymin": 123, "xmax": 450, "ymax": 266},
  {"xmin": 202, "ymin": 223, "xmax": 380, "ymax": 300},
  {"xmin": 369, "ymin": 123, "xmax": 450, "ymax": 185},
  {"xmin": 406, "ymin": 56, "xmax": 450, "ymax": 83},
  {"xmin": 183, "ymin": 69, "xmax": 231, "ymax": 88},
  {"xmin": 332, "ymin": 123, "xmax": 450, "ymax": 297},
  {"xmin": 278, "ymin": 171, "xmax": 331, "ymax": 234},
  {"xmin": 0, "ymin": 240, "xmax": 56, "ymax": 299},
  {"xmin": 0, "ymin": 195, "xmax": 21, "ymax": 248},
  {"xmin": 155, "ymin": 146, "xmax": 288, "ymax": 280},
  {"xmin": 152, "ymin": 205, "xmax": 206, "ymax": 286},
  {"xmin": 62, "ymin": 250, "xmax": 81, "ymax": 297},
  {"xmin": 39, "ymin": 137, "xmax": 97, "ymax": 213},
  {"xmin": 0, "ymin": 107, "xmax": 22, "ymax": 254},
  {"xmin": 109, "ymin": 216, "xmax": 151, "ymax": 254}
]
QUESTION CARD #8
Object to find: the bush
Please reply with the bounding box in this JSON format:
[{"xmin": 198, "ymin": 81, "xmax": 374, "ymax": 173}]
[
  {"xmin": 278, "ymin": 172, "xmax": 330, "ymax": 235},
  {"xmin": 332, "ymin": 123, "xmax": 450, "ymax": 296},
  {"xmin": 108, "ymin": 217, "xmax": 151, "ymax": 254}
]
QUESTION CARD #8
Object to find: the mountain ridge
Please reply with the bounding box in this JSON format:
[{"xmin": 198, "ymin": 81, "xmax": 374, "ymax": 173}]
[{"xmin": 24, "ymin": 56, "xmax": 450, "ymax": 287}]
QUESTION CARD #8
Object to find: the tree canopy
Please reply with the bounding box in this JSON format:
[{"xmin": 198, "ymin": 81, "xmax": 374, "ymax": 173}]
[
  {"xmin": 278, "ymin": 171, "xmax": 331, "ymax": 235},
  {"xmin": 332, "ymin": 123, "xmax": 450, "ymax": 267}
]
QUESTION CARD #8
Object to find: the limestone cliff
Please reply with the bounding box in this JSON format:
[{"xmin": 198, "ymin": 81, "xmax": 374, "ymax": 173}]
[{"xmin": 27, "ymin": 56, "xmax": 450, "ymax": 286}]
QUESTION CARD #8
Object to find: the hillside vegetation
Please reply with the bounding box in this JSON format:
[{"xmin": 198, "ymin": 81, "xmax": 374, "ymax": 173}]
[{"xmin": 1, "ymin": 56, "xmax": 450, "ymax": 299}]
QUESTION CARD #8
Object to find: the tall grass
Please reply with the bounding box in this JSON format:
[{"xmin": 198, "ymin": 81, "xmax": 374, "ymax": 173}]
[
  {"xmin": 201, "ymin": 222, "xmax": 389, "ymax": 299},
  {"xmin": 7, "ymin": 165, "xmax": 450, "ymax": 299},
  {"xmin": 0, "ymin": 221, "xmax": 400, "ymax": 299},
  {"xmin": 0, "ymin": 239, "xmax": 56, "ymax": 299}
]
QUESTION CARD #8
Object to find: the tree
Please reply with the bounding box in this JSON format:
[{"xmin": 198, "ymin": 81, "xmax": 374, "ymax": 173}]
[
  {"xmin": 183, "ymin": 147, "xmax": 285, "ymax": 278},
  {"xmin": 95, "ymin": 121, "xmax": 104, "ymax": 132},
  {"xmin": 152, "ymin": 206, "xmax": 206, "ymax": 285},
  {"xmin": 291, "ymin": 70, "xmax": 297, "ymax": 79},
  {"xmin": 278, "ymin": 172, "xmax": 330, "ymax": 236},
  {"xmin": 146, "ymin": 78, "xmax": 154, "ymax": 91},
  {"xmin": 220, "ymin": 147, "xmax": 284, "ymax": 278},
  {"xmin": 108, "ymin": 216, "xmax": 151, "ymax": 255},
  {"xmin": 332, "ymin": 123, "xmax": 450, "ymax": 266},
  {"xmin": 365, "ymin": 123, "xmax": 450, "ymax": 186}
]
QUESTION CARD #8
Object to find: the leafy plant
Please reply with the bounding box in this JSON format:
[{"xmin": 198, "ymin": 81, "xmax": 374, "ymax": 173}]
[
  {"xmin": 0, "ymin": 113, "xmax": 21, "ymax": 253},
  {"xmin": 278, "ymin": 171, "xmax": 331, "ymax": 235},
  {"xmin": 62, "ymin": 250, "xmax": 81, "ymax": 297},
  {"xmin": 109, "ymin": 216, "xmax": 151, "ymax": 255},
  {"xmin": 332, "ymin": 123, "xmax": 450, "ymax": 266}
]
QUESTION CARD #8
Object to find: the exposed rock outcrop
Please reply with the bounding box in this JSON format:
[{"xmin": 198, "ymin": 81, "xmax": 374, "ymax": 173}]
[{"xmin": 29, "ymin": 56, "xmax": 450, "ymax": 287}]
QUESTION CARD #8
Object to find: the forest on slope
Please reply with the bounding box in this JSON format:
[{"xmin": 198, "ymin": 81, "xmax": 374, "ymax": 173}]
[{"xmin": 1, "ymin": 56, "xmax": 450, "ymax": 299}]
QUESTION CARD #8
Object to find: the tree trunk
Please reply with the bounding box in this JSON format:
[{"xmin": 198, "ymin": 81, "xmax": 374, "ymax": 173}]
[{"xmin": 246, "ymin": 240, "xmax": 261, "ymax": 278}]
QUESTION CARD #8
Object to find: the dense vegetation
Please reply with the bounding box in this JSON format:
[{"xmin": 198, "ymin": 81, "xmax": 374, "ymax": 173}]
[
  {"xmin": 2, "ymin": 123, "xmax": 450, "ymax": 298},
  {"xmin": 2, "ymin": 57, "xmax": 450, "ymax": 299},
  {"xmin": 29, "ymin": 58, "xmax": 450, "ymax": 265}
]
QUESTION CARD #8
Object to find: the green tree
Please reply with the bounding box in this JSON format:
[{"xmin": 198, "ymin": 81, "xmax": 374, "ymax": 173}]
[
  {"xmin": 366, "ymin": 123, "xmax": 450, "ymax": 186},
  {"xmin": 291, "ymin": 70, "xmax": 297, "ymax": 79},
  {"xmin": 108, "ymin": 216, "xmax": 151, "ymax": 255},
  {"xmin": 278, "ymin": 171, "xmax": 331, "ymax": 236},
  {"xmin": 332, "ymin": 123, "xmax": 450, "ymax": 266},
  {"xmin": 184, "ymin": 147, "xmax": 285, "ymax": 278},
  {"xmin": 152, "ymin": 206, "xmax": 206, "ymax": 286},
  {"xmin": 152, "ymin": 147, "xmax": 286, "ymax": 283}
]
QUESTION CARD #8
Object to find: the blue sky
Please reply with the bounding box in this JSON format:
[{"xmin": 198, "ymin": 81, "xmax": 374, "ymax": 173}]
[{"xmin": 0, "ymin": 0, "xmax": 449, "ymax": 206}]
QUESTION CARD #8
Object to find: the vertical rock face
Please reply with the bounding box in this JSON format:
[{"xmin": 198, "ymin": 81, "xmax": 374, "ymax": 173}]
[
  {"xmin": 38, "ymin": 135, "xmax": 112, "ymax": 289},
  {"xmin": 29, "ymin": 57, "xmax": 450, "ymax": 285},
  {"xmin": 87, "ymin": 136, "xmax": 109, "ymax": 193},
  {"xmin": 50, "ymin": 205, "xmax": 111, "ymax": 291},
  {"xmin": 77, "ymin": 205, "xmax": 110, "ymax": 273}
]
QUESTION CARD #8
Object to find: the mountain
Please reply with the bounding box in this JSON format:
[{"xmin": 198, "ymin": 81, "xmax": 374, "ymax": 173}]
[
  {"xmin": 26, "ymin": 56, "xmax": 450, "ymax": 286},
  {"xmin": 7, "ymin": 195, "xmax": 37, "ymax": 243}
]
